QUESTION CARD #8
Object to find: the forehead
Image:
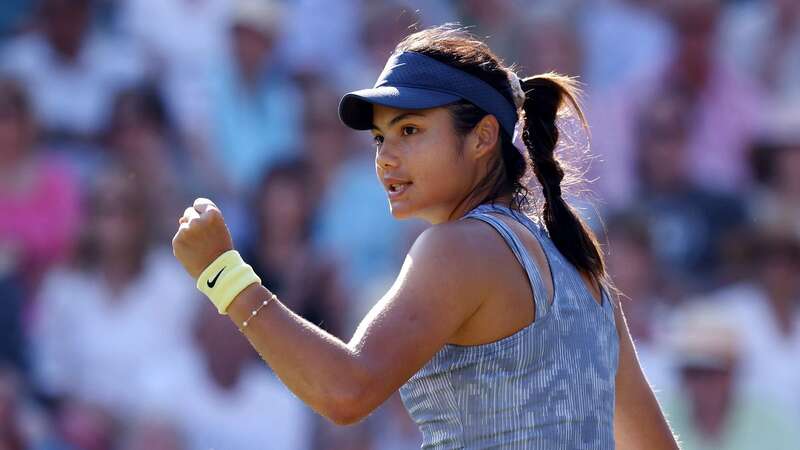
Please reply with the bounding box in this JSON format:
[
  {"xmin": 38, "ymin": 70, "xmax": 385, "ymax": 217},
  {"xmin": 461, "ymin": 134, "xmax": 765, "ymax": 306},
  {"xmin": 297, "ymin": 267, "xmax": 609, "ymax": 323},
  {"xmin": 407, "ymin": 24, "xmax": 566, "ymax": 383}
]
[{"xmin": 371, "ymin": 104, "xmax": 450, "ymax": 131}]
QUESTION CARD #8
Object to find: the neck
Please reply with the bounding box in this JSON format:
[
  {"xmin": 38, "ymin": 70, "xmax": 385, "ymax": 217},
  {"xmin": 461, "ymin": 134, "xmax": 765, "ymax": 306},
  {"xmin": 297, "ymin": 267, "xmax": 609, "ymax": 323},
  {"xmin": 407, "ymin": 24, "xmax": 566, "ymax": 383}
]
[
  {"xmin": 100, "ymin": 252, "xmax": 143, "ymax": 294},
  {"xmin": 445, "ymin": 192, "xmax": 513, "ymax": 223}
]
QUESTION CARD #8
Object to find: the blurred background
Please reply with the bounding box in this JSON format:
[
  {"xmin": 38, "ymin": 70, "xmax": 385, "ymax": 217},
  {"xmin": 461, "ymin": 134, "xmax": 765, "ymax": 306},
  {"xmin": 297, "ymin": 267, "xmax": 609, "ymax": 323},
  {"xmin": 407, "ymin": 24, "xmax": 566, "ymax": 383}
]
[{"xmin": 0, "ymin": 0, "xmax": 798, "ymax": 449}]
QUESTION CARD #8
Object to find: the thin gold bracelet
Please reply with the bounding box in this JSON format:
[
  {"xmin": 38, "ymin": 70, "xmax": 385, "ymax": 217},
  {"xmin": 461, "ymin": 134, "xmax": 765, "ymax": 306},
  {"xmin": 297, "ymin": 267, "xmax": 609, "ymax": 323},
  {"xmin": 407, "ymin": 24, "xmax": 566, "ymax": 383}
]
[{"xmin": 240, "ymin": 293, "xmax": 277, "ymax": 330}]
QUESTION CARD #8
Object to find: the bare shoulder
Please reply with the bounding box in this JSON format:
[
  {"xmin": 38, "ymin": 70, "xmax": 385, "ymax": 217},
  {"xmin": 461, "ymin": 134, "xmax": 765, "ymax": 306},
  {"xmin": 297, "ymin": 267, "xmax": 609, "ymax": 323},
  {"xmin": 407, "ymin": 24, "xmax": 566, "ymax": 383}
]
[
  {"xmin": 411, "ymin": 219, "xmax": 496, "ymax": 252},
  {"xmin": 409, "ymin": 219, "xmax": 505, "ymax": 271}
]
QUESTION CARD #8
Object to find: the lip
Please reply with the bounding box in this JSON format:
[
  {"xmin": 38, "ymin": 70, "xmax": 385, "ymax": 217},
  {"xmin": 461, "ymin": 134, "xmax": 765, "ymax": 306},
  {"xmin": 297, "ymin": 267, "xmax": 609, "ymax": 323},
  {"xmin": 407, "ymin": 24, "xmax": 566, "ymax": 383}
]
[{"xmin": 382, "ymin": 177, "xmax": 413, "ymax": 198}]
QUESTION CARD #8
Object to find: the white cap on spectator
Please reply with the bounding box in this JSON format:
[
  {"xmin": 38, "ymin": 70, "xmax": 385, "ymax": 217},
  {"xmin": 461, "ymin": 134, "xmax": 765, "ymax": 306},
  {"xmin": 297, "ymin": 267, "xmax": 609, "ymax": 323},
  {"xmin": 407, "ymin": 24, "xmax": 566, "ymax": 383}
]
[
  {"xmin": 232, "ymin": 0, "xmax": 284, "ymax": 37},
  {"xmin": 667, "ymin": 301, "xmax": 741, "ymax": 371}
]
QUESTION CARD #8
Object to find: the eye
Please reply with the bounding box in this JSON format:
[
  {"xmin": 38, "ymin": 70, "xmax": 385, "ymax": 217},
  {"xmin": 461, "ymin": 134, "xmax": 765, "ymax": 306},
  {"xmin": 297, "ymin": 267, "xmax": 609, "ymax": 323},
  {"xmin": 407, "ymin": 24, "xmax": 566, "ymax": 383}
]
[
  {"xmin": 402, "ymin": 126, "xmax": 418, "ymax": 136},
  {"xmin": 373, "ymin": 134, "xmax": 384, "ymax": 146}
]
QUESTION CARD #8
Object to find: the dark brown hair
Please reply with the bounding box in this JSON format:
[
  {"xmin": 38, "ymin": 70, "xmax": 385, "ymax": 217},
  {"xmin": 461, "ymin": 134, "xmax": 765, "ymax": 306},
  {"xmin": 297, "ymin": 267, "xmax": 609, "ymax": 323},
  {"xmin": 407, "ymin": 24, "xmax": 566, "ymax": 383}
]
[{"xmin": 395, "ymin": 25, "xmax": 606, "ymax": 281}]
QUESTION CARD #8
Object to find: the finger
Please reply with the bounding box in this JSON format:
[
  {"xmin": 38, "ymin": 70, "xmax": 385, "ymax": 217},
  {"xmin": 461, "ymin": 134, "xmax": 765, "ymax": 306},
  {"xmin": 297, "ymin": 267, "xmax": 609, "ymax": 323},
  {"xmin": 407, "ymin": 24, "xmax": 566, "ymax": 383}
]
[
  {"xmin": 193, "ymin": 197, "xmax": 217, "ymax": 214},
  {"xmin": 183, "ymin": 206, "xmax": 200, "ymax": 221}
]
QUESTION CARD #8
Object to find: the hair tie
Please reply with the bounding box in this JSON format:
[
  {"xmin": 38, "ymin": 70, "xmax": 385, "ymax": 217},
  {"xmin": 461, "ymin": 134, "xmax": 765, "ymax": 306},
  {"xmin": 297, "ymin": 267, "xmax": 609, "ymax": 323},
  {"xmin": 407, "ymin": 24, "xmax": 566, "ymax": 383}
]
[{"xmin": 507, "ymin": 70, "xmax": 525, "ymax": 110}]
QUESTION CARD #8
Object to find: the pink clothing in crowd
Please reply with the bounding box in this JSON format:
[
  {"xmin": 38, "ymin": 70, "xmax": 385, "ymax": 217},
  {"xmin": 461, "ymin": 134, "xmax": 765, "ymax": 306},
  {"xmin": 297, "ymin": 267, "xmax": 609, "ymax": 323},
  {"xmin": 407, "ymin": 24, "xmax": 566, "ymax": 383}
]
[
  {"xmin": 587, "ymin": 61, "xmax": 764, "ymax": 207},
  {"xmin": 0, "ymin": 157, "xmax": 81, "ymax": 283}
]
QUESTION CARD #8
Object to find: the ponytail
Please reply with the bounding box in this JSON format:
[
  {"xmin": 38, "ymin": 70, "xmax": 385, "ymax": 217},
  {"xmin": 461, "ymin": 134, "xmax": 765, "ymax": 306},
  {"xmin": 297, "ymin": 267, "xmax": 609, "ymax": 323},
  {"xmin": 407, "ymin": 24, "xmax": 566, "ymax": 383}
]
[{"xmin": 520, "ymin": 74, "xmax": 606, "ymax": 281}]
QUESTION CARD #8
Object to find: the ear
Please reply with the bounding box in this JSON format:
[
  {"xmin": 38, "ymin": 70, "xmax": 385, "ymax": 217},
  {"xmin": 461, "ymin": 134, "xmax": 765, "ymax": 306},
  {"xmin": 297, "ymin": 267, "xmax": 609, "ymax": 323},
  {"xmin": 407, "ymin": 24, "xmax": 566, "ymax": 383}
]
[{"xmin": 465, "ymin": 114, "xmax": 501, "ymax": 161}]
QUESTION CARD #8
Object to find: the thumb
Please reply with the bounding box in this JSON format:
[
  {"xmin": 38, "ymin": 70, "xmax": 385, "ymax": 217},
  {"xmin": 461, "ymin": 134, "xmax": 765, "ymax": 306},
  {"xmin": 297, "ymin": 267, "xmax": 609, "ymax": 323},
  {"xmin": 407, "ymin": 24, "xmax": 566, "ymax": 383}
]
[{"xmin": 193, "ymin": 197, "xmax": 218, "ymax": 215}]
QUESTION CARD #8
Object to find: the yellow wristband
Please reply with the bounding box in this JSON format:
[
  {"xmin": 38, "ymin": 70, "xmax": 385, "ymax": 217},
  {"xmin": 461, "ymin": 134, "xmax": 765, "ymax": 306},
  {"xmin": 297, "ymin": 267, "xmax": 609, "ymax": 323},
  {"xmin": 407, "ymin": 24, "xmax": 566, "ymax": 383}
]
[{"xmin": 196, "ymin": 250, "xmax": 261, "ymax": 314}]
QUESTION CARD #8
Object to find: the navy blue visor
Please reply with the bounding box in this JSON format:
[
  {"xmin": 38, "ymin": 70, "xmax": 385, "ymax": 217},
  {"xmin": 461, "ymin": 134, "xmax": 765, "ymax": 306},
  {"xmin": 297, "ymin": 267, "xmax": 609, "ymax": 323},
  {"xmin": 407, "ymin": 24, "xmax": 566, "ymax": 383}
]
[{"xmin": 339, "ymin": 51, "xmax": 519, "ymax": 136}]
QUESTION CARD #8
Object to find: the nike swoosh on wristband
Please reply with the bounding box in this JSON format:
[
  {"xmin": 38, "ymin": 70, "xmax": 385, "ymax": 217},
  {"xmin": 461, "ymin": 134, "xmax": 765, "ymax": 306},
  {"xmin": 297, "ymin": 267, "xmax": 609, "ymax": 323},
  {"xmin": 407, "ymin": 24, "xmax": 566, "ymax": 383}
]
[{"xmin": 207, "ymin": 267, "xmax": 226, "ymax": 288}]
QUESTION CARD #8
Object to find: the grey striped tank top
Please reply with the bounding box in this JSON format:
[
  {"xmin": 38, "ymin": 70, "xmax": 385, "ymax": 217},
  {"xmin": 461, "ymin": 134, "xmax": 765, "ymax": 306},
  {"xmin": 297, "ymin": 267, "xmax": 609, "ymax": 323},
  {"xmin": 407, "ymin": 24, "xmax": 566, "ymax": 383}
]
[{"xmin": 398, "ymin": 203, "xmax": 619, "ymax": 449}]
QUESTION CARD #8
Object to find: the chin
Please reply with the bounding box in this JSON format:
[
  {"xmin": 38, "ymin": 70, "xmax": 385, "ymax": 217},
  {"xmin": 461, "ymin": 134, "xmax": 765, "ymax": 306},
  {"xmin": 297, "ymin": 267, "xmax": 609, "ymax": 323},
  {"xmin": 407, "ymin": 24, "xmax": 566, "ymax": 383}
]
[
  {"xmin": 389, "ymin": 201, "xmax": 440, "ymax": 223},
  {"xmin": 388, "ymin": 203, "xmax": 415, "ymax": 220}
]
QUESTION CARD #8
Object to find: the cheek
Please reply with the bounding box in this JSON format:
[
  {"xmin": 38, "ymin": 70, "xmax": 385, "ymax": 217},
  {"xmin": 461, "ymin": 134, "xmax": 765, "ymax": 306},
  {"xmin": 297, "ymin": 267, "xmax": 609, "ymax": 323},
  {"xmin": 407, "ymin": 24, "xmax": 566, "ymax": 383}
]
[{"xmin": 411, "ymin": 140, "xmax": 464, "ymax": 192}]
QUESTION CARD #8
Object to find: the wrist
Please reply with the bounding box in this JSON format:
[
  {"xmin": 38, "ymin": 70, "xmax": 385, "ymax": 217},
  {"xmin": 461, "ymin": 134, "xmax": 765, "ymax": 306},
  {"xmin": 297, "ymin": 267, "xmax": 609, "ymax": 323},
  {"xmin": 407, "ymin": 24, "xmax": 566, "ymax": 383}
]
[{"xmin": 196, "ymin": 250, "xmax": 261, "ymax": 314}]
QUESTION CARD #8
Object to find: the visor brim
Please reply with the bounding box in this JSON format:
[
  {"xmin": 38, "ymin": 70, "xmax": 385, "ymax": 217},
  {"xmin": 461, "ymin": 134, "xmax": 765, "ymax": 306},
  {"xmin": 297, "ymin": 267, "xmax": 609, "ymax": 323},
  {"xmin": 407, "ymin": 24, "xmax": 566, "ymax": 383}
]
[{"xmin": 338, "ymin": 86, "xmax": 461, "ymax": 130}]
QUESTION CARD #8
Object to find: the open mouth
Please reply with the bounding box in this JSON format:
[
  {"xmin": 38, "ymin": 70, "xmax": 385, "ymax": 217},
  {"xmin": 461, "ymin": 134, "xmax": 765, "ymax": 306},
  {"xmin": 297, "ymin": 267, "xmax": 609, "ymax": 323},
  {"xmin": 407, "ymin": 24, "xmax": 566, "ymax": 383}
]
[{"xmin": 388, "ymin": 182, "xmax": 412, "ymax": 196}]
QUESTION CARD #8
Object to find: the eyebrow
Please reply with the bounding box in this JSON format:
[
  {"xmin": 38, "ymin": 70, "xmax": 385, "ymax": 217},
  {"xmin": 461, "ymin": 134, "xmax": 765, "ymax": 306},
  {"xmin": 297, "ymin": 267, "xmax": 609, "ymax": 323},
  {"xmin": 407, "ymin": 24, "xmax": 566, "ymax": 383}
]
[{"xmin": 371, "ymin": 112, "xmax": 425, "ymax": 132}]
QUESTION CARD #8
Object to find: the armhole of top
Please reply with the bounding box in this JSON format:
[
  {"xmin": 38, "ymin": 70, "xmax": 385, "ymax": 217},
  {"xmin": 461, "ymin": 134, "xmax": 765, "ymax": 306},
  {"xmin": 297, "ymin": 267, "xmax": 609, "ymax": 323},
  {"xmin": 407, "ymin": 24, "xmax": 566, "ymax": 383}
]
[{"xmin": 463, "ymin": 212, "xmax": 553, "ymax": 319}]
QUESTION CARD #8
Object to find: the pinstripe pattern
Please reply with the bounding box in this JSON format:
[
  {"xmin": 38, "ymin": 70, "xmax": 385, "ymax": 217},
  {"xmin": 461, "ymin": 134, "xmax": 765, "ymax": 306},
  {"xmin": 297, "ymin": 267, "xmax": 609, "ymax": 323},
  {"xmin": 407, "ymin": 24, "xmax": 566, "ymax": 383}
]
[{"xmin": 399, "ymin": 203, "xmax": 619, "ymax": 449}]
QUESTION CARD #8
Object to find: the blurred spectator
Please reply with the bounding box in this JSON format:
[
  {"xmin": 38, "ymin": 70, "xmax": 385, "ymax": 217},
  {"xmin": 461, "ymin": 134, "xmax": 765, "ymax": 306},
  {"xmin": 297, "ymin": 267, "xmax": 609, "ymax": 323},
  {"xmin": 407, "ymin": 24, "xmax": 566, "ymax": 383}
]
[
  {"xmin": 589, "ymin": 0, "xmax": 763, "ymax": 205},
  {"xmin": 203, "ymin": 0, "xmax": 302, "ymax": 197},
  {"xmin": 721, "ymin": 0, "xmax": 800, "ymax": 111},
  {"xmin": 516, "ymin": 7, "xmax": 583, "ymax": 79},
  {"xmin": 0, "ymin": 0, "xmax": 145, "ymax": 141},
  {"xmin": 299, "ymin": 78, "xmax": 356, "ymax": 204},
  {"xmin": 748, "ymin": 116, "xmax": 800, "ymax": 239},
  {"xmin": 30, "ymin": 164, "xmax": 198, "ymax": 419},
  {"xmin": 0, "ymin": 78, "xmax": 81, "ymax": 290},
  {"xmin": 104, "ymin": 84, "xmax": 191, "ymax": 241},
  {"xmin": 604, "ymin": 212, "xmax": 676, "ymax": 396},
  {"xmin": 457, "ymin": 0, "xmax": 519, "ymax": 59},
  {"xmin": 163, "ymin": 302, "xmax": 310, "ymax": 450},
  {"xmin": 577, "ymin": 0, "xmax": 671, "ymax": 90},
  {"xmin": 627, "ymin": 90, "xmax": 746, "ymax": 293},
  {"xmin": 0, "ymin": 1, "xmax": 796, "ymax": 448},
  {"xmin": 663, "ymin": 302, "xmax": 800, "ymax": 450},
  {"xmin": 360, "ymin": 1, "xmax": 419, "ymax": 75},
  {"xmin": 116, "ymin": 0, "xmax": 230, "ymax": 132},
  {"xmin": 705, "ymin": 229, "xmax": 800, "ymax": 418},
  {"xmin": 279, "ymin": 0, "xmax": 363, "ymax": 90},
  {"xmin": 243, "ymin": 158, "xmax": 346, "ymax": 336}
]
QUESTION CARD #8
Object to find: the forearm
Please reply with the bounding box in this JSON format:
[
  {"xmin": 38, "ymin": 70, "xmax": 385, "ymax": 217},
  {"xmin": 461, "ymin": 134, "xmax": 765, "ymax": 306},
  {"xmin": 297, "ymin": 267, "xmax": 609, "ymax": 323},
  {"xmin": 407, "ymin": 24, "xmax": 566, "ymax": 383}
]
[{"xmin": 226, "ymin": 283, "xmax": 371, "ymax": 424}]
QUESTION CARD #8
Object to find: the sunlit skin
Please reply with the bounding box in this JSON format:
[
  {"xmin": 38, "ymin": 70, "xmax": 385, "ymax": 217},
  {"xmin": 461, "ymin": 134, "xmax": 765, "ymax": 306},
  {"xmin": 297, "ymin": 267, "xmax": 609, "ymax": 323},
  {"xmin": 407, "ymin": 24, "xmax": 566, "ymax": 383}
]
[{"xmin": 371, "ymin": 104, "xmax": 509, "ymax": 223}]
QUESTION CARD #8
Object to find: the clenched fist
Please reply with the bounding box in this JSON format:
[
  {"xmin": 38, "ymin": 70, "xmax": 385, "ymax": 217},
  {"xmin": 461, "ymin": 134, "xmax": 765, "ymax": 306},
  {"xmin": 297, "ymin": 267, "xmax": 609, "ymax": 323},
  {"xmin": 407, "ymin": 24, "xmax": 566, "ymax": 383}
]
[{"xmin": 172, "ymin": 198, "xmax": 234, "ymax": 279}]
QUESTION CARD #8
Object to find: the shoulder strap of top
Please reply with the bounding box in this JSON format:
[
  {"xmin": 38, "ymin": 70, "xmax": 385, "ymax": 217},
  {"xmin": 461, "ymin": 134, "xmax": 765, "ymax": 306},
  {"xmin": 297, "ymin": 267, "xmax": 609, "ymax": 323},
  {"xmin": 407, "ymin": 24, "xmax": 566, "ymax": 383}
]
[{"xmin": 461, "ymin": 205, "xmax": 551, "ymax": 318}]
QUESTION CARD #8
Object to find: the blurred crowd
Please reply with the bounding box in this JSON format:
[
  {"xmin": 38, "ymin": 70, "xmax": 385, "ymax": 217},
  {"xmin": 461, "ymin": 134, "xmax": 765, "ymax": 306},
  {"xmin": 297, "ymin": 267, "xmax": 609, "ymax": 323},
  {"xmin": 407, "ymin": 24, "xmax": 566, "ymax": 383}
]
[{"xmin": 0, "ymin": 0, "xmax": 798, "ymax": 449}]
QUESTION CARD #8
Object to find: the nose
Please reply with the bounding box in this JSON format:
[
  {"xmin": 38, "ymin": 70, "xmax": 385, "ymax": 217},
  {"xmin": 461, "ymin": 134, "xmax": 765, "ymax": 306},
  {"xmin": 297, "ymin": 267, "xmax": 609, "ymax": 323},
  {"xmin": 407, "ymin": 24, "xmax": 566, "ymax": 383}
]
[{"xmin": 375, "ymin": 141, "xmax": 400, "ymax": 170}]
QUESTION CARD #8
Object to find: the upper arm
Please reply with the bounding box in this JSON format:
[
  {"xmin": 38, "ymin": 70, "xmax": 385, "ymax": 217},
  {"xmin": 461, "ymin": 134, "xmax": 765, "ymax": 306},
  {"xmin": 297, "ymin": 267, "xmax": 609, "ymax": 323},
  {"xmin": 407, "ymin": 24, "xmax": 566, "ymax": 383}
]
[
  {"xmin": 612, "ymin": 294, "xmax": 680, "ymax": 450},
  {"xmin": 345, "ymin": 223, "xmax": 491, "ymax": 414}
]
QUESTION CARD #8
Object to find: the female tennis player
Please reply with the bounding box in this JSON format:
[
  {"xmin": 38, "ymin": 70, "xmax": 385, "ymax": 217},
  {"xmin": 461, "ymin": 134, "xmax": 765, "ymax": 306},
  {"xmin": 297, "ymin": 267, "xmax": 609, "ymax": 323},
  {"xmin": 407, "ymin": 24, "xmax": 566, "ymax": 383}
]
[{"xmin": 173, "ymin": 26, "xmax": 679, "ymax": 449}]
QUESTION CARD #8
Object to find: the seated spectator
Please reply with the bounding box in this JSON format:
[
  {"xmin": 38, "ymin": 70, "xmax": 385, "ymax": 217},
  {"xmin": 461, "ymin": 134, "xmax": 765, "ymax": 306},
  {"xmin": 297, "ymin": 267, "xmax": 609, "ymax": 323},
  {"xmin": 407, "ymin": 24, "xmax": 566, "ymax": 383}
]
[
  {"xmin": 721, "ymin": 0, "xmax": 800, "ymax": 111},
  {"xmin": 159, "ymin": 302, "xmax": 310, "ymax": 450},
  {"xmin": 30, "ymin": 164, "xmax": 199, "ymax": 420},
  {"xmin": 115, "ymin": 0, "xmax": 230, "ymax": 133},
  {"xmin": 628, "ymin": 90, "xmax": 746, "ymax": 293},
  {"xmin": 203, "ymin": 0, "xmax": 302, "ymax": 196},
  {"xmin": 577, "ymin": 0, "xmax": 671, "ymax": 91},
  {"xmin": 516, "ymin": 7, "xmax": 583, "ymax": 79},
  {"xmin": 588, "ymin": 0, "xmax": 763, "ymax": 205},
  {"xmin": 104, "ymin": 84, "xmax": 191, "ymax": 241},
  {"xmin": 0, "ymin": 0, "xmax": 145, "ymax": 141},
  {"xmin": 242, "ymin": 158, "xmax": 346, "ymax": 336},
  {"xmin": 603, "ymin": 212, "xmax": 676, "ymax": 397},
  {"xmin": 705, "ymin": 228, "xmax": 800, "ymax": 418},
  {"xmin": 0, "ymin": 78, "xmax": 80, "ymax": 290},
  {"xmin": 663, "ymin": 302, "xmax": 800, "ymax": 450}
]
